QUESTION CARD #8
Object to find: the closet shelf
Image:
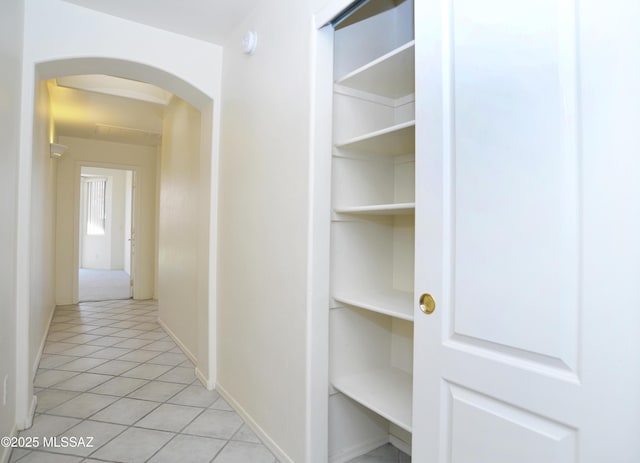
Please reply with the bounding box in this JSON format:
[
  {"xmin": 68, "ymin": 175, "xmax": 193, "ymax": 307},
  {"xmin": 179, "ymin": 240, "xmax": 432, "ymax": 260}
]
[
  {"xmin": 334, "ymin": 202, "xmax": 415, "ymax": 216},
  {"xmin": 334, "ymin": 288, "xmax": 414, "ymax": 321},
  {"xmin": 332, "ymin": 367, "xmax": 413, "ymax": 433},
  {"xmin": 335, "ymin": 120, "xmax": 415, "ymax": 156},
  {"xmin": 336, "ymin": 41, "xmax": 415, "ymax": 99}
]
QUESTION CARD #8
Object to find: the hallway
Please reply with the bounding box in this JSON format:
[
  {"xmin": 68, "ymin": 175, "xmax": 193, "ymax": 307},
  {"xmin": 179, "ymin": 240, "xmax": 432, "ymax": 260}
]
[{"xmin": 10, "ymin": 300, "xmax": 277, "ymax": 463}]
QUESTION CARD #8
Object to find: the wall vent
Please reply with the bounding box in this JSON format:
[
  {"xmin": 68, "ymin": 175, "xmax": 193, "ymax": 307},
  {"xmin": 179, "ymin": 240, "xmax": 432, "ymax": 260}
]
[{"xmin": 95, "ymin": 123, "xmax": 162, "ymax": 146}]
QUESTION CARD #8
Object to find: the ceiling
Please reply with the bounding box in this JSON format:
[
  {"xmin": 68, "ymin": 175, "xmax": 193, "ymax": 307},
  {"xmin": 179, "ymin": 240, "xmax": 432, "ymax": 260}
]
[
  {"xmin": 49, "ymin": 78, "xmax": 166, "ymax": 146},
  {"xmin": 62, "ymin": 0, "xmax": 262, "ymax": 45},
  {"xmin": 52, "ymin": 0, "xmax": 263, "ymax": 146}
]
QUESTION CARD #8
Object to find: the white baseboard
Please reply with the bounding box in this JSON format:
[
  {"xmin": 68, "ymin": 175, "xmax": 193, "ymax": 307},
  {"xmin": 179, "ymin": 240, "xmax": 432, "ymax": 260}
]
[
  {"xmin": 389, "ymin": 434, "xmax": 411, "ymax": 456},
  {"xmin": 25, "ymin": 396, "xmax": 37, "ymax": 429},
  {"xmin": 195, "ymin": 368, "xmax": 214, "ymax": 390},
  {"xmin": 156, "ymin": 317, "xmax": 215, "ymax": 390},
  {"xmin": 329, "ymin": 436, "xmax": 389, "ymax": 463},
  {"xmin": 0, "ymin": 423, "xmax": 18, "ymax": 463},
  {"xmin": 32, "ymin": 303, "xmax": 57, "ymax": 380},
  {"xmin": 157, "ymin": 317, "xmax": 197, "ymax": 365},
  {"xmin": 328, "ymin": 434, "xmax": 409, "ymax": 462},
  {"xmin": 216, "ymin": 383, "xmax": 293, "ymax": 463}
]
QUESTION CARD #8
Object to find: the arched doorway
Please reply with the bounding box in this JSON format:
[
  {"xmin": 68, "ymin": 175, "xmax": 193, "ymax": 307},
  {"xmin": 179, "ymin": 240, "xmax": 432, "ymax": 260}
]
[{"xmin": 16, "ymin": 54, "xmax": 221, "ymax": 428}]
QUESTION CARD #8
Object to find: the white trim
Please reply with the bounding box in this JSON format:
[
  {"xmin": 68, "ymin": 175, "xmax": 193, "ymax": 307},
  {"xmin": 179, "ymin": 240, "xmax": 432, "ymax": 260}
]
[
  {"xmin": 31, "ymin": 303, "xmax": 56, "ymax": 380},
  {"xmin": 206, "ymin": 91, "xmax": 220, "ymax": 392},
  {"xmin": 388, "ymin": 434, "xmax": 411, "ymax": 456},
  {"xmin": 157, "ymin": 317, "xmax": 197, "ymax": 364},
  {"xmin": 195, "ymin": 367, "xmax": 214, "ymax": 390},
  {"xmin": 334, "ymin": 85, "xmax": 417, "ymax": 109},
  {"xmin": 306, "ymin": 16, "xmax": 335, "ymax": 463},
  {"xmin": 216, "ymin": 382, "xmax": 293, "ymax": 463},
  {"xmin": 157, "ymin": 316, "xmax": 211, "ymax": 390},
  {"xmin": 395, "ymin": 93, "xmax": 416, "ymax": 108},
  {"xmin": 15, "ymin": 56, "xmax": 36, "ymax": 432},
  {"xmin": 329, "ymin": 435, "xmax": 389, "ymax": 463},
  {"xmin": 333, "ymin": 84, "xmax": 398, "ymax": 107},
  {"xmin": 0, "ymin": 423, "xmax": 18, "ymax": 463},
  {"xmin": 72, "ymin": 160, "xmax": 143, "ymax": 304},
  {"xmin": 314, "ymin": 0, "xmax": 359, "ymax": 28},
  {"xmin": 25, "ymin": 396, "xmax": 37, "ymax": 429},
  {"xmin": 72, "ymin": 162, "xmax": 80, "ymax": 303}
]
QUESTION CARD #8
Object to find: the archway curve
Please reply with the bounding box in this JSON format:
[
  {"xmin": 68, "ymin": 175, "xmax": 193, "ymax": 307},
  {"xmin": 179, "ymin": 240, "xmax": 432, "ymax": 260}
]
[
  {"xmin": 16, "ymin": 55, "xmax": 219, "ymax": 429},
  {"xmin": 37, "ymin": 57, "xmax": 213, "ymax": 110}
]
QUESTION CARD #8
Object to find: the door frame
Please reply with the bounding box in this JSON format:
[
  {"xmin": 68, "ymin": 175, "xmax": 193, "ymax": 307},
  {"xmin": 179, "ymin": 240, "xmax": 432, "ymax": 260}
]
[
  {"xmin": 76, "ymin": 163, "xmax": 136, "ymax": 302},
  {"xmin": 307, "ymin": 1, "xmax": 361, "ymax": 461}
]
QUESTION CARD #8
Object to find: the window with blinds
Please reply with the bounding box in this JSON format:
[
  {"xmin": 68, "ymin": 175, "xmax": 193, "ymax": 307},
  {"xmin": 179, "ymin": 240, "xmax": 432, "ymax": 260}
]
[{"xmin": 85, "ymin": 177, "xmax": 107, "ymax": 235}]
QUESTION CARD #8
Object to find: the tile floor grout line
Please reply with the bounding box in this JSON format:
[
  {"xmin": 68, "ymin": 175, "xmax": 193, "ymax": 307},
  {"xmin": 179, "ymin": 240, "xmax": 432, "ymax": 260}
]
[
  {"xmin": 26, "ymin": 300, "xmax": 283, "ymax": 463},
  {"xmin": 123, "ymin": 403, "xmax": 210, "ymax": 461}
]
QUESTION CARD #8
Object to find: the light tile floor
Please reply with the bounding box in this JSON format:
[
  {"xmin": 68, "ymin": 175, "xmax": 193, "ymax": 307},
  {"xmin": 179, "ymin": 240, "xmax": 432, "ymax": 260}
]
[
  {"xmin": 9, "ymin": 300, "xmax": 279, "ymax": 463},
  {"xmin": 9, "ymin": 299, "xmax": 409, "ymax": 463}
]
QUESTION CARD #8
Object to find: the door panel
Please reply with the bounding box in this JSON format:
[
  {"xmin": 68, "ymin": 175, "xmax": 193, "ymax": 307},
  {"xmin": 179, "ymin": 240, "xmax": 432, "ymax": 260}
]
[
  {"xmin": 413, "ymin": 0, "xmax": 640, "ymax": 461},
  {"xmin": 451, "ymin": 0, "xmax": 579, "ymax": 372},
  {"xmin": 447, "ymin": 384, "xmax": 576, "ymax": 463}
]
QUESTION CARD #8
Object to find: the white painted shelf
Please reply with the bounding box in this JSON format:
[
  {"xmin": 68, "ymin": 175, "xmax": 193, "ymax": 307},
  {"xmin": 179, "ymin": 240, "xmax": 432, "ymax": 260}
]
[
  {"xmin": 332, "ymin": 367, "xmax": 413, "ymax": 432},
  {"xmin": 333, "ymin": 288, "xmax": 414, "ymax": 321},
  {"xmin": 335, "ymin": 120, "xmax": 415, "ymax": 156},
  {"xmin": 334, "ymin": 202, "xmax": 415, "ymax": 216},
  {"xmin": 328, "ymin": 1, "xmax": 416, "ymax": 457},
  {"xmin": 336, "ymin": 41, "xmax": 415, "ymax": 99}
]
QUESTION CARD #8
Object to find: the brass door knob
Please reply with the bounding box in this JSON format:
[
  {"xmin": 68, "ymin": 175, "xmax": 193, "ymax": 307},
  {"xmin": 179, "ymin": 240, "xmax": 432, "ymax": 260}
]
[{"xmin": 419, "ymin": 293, "xmax": 436, "ymax": 314}]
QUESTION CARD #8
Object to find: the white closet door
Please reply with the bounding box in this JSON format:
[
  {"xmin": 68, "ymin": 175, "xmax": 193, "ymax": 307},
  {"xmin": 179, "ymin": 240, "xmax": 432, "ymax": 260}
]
[{"xmin": 413, "ymin": 0, "xmax": 640, "ymax": 461}]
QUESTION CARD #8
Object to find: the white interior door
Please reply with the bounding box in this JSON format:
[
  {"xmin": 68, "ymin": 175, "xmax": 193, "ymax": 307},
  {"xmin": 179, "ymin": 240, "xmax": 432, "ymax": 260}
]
[
  {"xmin": 124, "ymin": 170, "xmax": 135, "ymax": 298},
  {"xmin": 413, "ymin": 0, "xmax": 640, "ymax": 461}
]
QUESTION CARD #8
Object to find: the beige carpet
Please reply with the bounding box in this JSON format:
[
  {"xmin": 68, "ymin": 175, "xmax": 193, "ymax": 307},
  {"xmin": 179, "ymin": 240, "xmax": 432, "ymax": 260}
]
[{"xmin": 79, "ymin": 268, "xmax": 131, "ymax": 302}]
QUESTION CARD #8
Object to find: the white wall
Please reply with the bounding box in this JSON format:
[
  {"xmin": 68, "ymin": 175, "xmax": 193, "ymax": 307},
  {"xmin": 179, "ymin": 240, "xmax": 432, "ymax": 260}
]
[
  {"xmin": 21, "ymin": 0, "xmax": 223, "ymax": 107},
  {"xmin": 158, "ymin": 96, "xmax": 203, "ymax": 363},
  {"xmin": 0, "ymin": 0, "xmax": 23, "ymax": 454},
  {"xmin": 56, "ymin": 137, "xmax": 157, "ymax": 303},
  {"xmin": 29, "ymin": 80, "xmax": 57, "ymax": 383},
  {"xmin": 217, "ymin": 1, "xmax": 331, "ymax": 460}
]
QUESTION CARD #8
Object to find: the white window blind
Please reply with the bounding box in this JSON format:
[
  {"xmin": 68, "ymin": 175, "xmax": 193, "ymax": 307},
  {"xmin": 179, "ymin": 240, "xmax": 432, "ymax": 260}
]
[{"xmin": 85, "ymin": 177, "xmax": 107, "ymax": 235}]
